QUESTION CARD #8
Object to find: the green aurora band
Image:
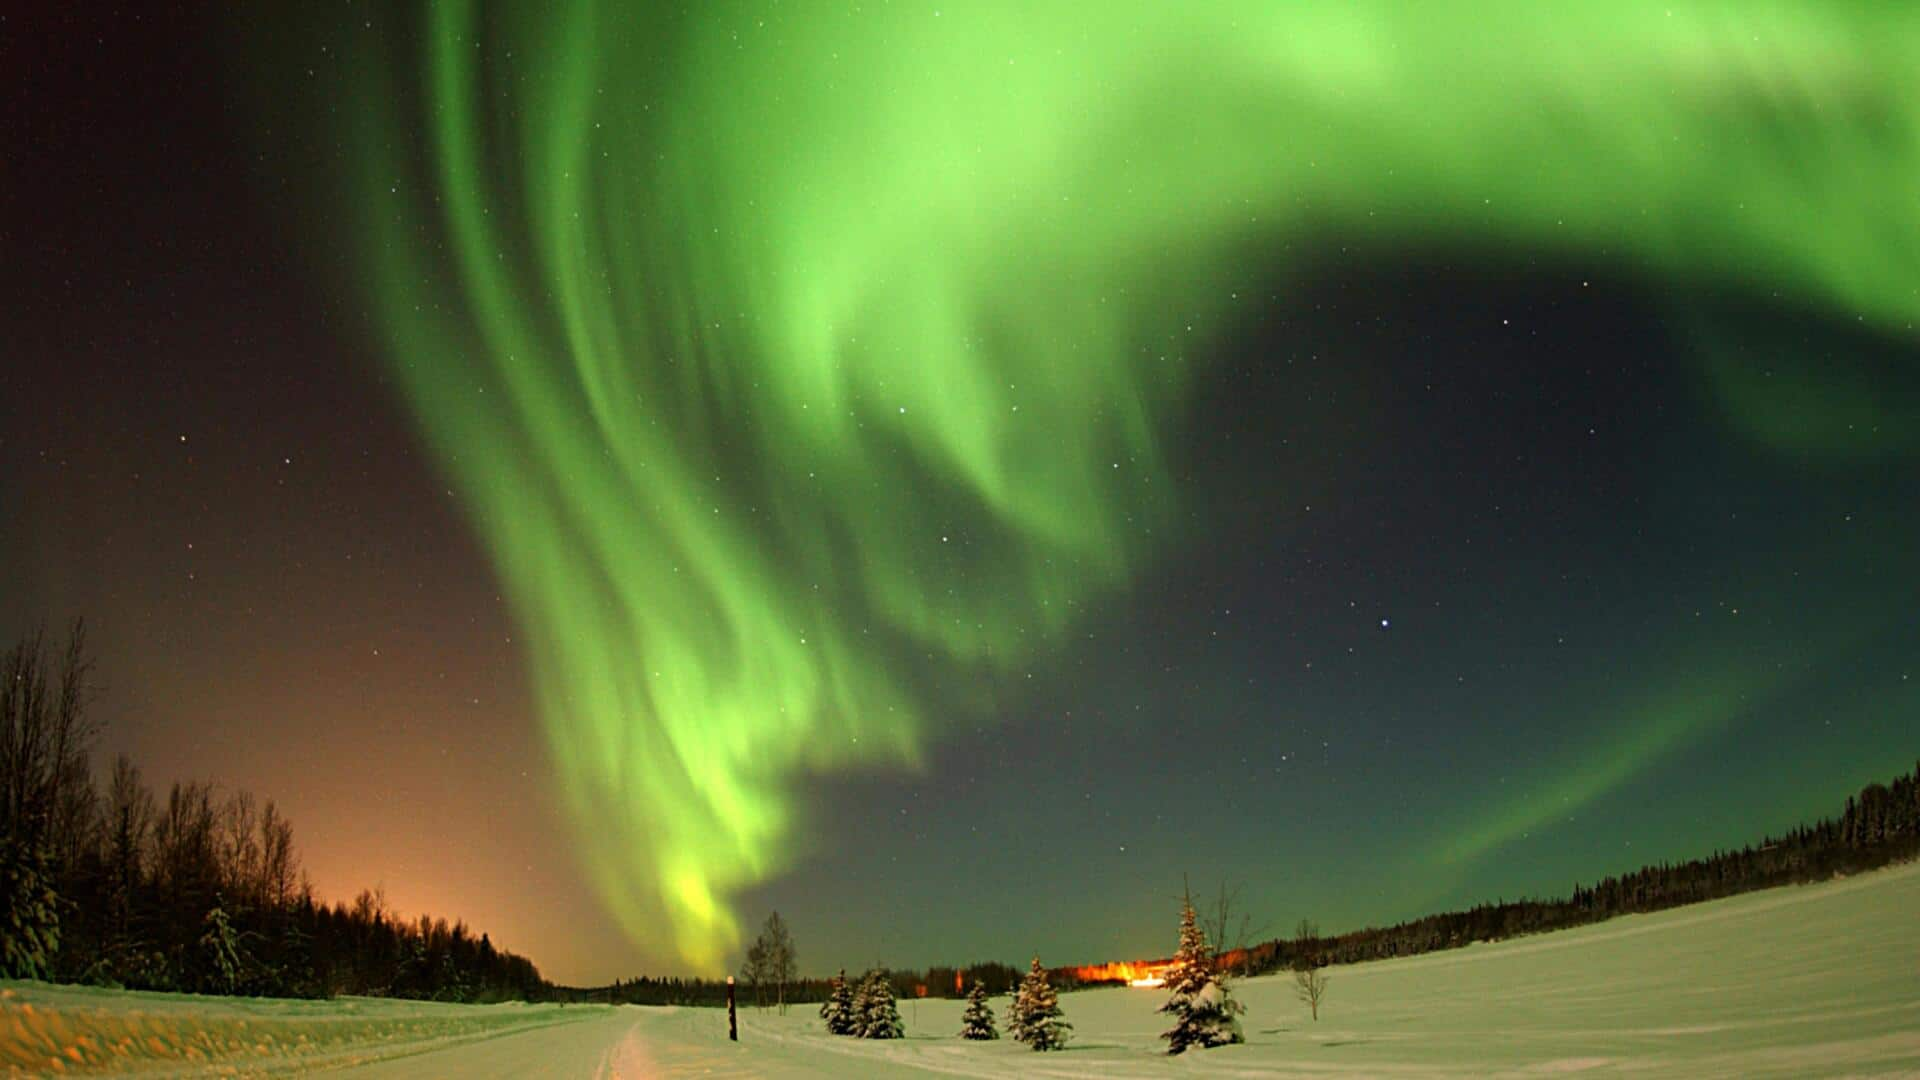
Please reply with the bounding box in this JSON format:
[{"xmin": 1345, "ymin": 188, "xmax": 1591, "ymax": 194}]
[{"xmin": 319, "ymin": 3, "xmax": 1920, "ymax": 968}]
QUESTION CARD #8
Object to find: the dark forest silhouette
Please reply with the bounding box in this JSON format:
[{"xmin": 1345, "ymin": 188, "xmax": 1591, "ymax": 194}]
[{"xmin": 1, "ymin": 623, "xmax": 542, "ymax": 1000}]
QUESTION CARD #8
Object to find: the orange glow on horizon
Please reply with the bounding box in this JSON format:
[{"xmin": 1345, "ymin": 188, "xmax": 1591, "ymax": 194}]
[{"xmin": 1070, "ymin": 960, "xmax": 1171, "ymax": 988}]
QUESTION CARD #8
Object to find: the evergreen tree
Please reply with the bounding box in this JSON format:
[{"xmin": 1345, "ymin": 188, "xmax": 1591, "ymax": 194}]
[
  {"xmin": 857, "ymin": 968, "xmax": 904, "ymax": 1039},
  {"xmin": 0, "ymin": 835, "xmax": 60, "ymax": 979},
  {"xmin": 848, "ymin": 968, "xmax": 873, "ymax": 1035},
  {"xmin": 959, "ymin": 979, "xmax": 999, "ymax": 1040},
  {"xmin": 394, "ymin": 935, "xmax": 431, "ymax": 998},
  {"xmin": 276, "ymin": 917, "xmax": 320, "ymax": 999},
  {"xmin": 1010, "ymin": 956, "xmax": 1071, "ymax": 1051},
  {"xmin": 198, "ymin": 896, "xmax": 247, "ymax": 994},
  {"xmin": 1004, "ymin": 981, "xmax": 1027, "ymax": 1044},
  {"xmin": 819, "ymin": 969, "xmax": 857, "ymax": 1035},
  {"xmin": 1160, "ymin": 889, "xmax": 1245, "ymax": 1053}
]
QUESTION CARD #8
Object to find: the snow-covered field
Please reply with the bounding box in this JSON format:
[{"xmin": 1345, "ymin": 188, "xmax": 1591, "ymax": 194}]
[{"xmin": 6, "ymin": 861, "xmax": 1918, "ymax": 1077}]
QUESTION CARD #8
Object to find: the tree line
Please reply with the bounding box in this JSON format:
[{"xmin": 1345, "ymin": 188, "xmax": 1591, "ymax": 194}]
[
  {"xmin": 0, "ymin": 622, "xmax": 543, "ymax": 1001},
  {"xmin": 566, "ymin": 907, "xmax": 1025, "ymax": 1007},
  {"xmin": 569, "ymin": 959, "xmax": 1025, "ymax": 1008},
  {"xmin": 1216, "ymin": 758, "xmax": 1920, "ymax": 979}
]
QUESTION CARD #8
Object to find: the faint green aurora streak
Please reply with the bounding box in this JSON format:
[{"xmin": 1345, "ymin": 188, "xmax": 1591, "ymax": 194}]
[{"xmin": 325, "ymin": 3, "xmax": 1920, "ymax": 967}]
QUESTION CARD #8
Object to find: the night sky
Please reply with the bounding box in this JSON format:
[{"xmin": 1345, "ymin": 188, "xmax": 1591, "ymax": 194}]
[{"xmin": 5, "ymin": 5, "xmax": 1917, "ymax": 987}]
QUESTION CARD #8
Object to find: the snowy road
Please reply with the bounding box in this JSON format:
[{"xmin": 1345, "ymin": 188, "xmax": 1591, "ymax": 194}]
[{"xmin": 329, "ymin": 1005, "xmax": 847, "ymax": 1079}]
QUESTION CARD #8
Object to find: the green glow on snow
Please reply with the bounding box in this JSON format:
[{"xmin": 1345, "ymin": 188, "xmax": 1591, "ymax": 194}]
[{"xmin": 317, "ymin": 2, "xmax": 1920, "ymax": 968}]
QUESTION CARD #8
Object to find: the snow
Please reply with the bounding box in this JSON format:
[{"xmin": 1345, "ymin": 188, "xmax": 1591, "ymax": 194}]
[{"xmin": 5, "ymin": 860, "xmax": 1919, "ymax": 1076}]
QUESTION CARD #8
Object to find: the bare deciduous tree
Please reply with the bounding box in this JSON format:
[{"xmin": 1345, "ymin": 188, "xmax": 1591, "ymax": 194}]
[
  {"xmin": 1292, "ymin": 918, "xmax": 1330, "ymax": 1021},
  {"xmin": 220, "ymin": 790, "xmax": 261, "ymax": 907},
  {"xmin": 1, "ymin": 620, "xmax": 98, "ymax": 846},
  {"xmin": 764, "ymin": 911, "xmax": 796, "ymax": 1014},
  {"xmin": 742, "ymin": 911, "xmax": 795, "ymax": 1013},
  {"xmin": 737, "ymin": 911, "xmax": 798, "ymax": 1012},
  {"xmin": 154, "ymin": 780, "xmax": 218, "ymax": 902},
  {"xmin": 260, "ymin": 800, "xmax": 297, "ymax": 910},
  {"xmin": 104, "ymin": 754, "xmax": 155, "ymax": 944},
  {"xmin": 740, "ymin": 934, "xmax": 770, "ymax": 1009},
  {"xmin": 1202, "ymin": 880, "xmax": 1268, "ymax": 980}
]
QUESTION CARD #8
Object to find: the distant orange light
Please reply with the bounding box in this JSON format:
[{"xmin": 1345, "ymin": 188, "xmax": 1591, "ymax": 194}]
[{"xmin": 1070, "ymin": 960, "xmax": 1171, "ymax": 988}]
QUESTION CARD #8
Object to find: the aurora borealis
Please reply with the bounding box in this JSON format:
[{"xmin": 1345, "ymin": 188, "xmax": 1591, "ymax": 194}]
[{"xmin": 6, "ymin": 3, "xmax": 1918, "ymax": 983}]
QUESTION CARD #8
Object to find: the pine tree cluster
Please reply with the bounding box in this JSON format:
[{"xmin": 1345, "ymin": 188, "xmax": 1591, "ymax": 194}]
[
  {"xmin": 1009, "ymin": 956, "xmax": 1072, "ymax": 1051},
  {"xmin": 822, "ymin": 968, "xmax": 903, "ymax": 1038}
]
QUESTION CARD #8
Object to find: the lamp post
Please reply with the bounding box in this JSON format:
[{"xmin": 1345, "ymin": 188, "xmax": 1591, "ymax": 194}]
[{"xmin": 727, "ymin": 975, "xmax": 737, "ymax": 1041}]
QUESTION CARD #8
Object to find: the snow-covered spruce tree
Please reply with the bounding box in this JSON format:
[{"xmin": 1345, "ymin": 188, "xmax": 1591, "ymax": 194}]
[
  {"xmin": 959, "ymin": 980, "xmax": 999, "ymax": 1040},
  {"xmin": 198, "ymin": 896, "xmax": 247, "ymax": 994},
  {"xmin": 847, "ymin": 969, "xmax": 873, "ymax": 1036},
  {"xmin": 0, "ymin": 834, "xmax": 60, "ymax": 979},
  {"xmin": 820, "ymin": 969, "xmax": 857, "ymax": 1035},
  {"xmin": 858, "ymin": 969, "xmax": 904, "ymax": 1039},
  {"xmin": 1010, "ymin": 956, "xmax": 1071, "ymax": 1051},
  {"xmin": 1159, "ymin": 890, "xmax": 1245, "ymax": 1053},
  {"xmin": 1004, "ymin": 979, "xmax": 1028, "ymax": 1044}
]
